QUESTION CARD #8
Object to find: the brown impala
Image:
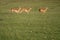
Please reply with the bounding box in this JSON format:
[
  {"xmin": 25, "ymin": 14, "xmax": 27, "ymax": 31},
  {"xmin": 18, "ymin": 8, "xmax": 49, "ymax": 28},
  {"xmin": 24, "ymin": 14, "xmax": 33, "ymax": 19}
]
[
  {"xmin": 10, "ymin": 7, "xmax": 21, "ymax": 13},
  {"xmin": 19, "ymin": 7, "xmax": 32, "ymax": 13},
  {"xmin": 39, "ymin": 7, "xmax": 48, "ymax": 13}
]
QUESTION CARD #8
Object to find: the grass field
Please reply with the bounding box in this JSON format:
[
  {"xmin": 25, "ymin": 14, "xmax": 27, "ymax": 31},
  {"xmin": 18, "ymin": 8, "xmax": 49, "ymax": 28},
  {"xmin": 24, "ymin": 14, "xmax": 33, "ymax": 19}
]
[{"xmin": 0, "ymin": 0, "xmax": 60, "ymax": 40}]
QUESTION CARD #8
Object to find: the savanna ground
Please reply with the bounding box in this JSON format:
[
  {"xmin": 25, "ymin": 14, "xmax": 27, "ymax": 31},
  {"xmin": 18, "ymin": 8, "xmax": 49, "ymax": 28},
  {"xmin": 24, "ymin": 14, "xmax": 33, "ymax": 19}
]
[{"xmin": 0, "ymin": 0, "xmax": 60, "ymax": 40}]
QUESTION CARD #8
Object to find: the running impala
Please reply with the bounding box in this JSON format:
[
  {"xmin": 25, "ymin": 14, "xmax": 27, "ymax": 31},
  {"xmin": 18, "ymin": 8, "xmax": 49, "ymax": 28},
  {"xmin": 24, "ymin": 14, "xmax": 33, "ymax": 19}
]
[
  {"xmin": 10, "ymin": 7, "xmax": 21, "ymax": 13},
  {"xmin": 19, "ymin": 7, "xmax": 32, "ymax": 13},
  {"xmin": 39, "ymin": 7, "xmax": 48, "ymax": 13}
]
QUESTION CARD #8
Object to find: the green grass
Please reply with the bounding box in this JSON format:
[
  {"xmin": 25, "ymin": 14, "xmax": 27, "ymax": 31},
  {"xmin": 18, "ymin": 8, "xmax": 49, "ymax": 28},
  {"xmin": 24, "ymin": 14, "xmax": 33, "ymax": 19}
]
[{"xmin": 0, "ymin": 0, "xmax": 60, "ymax": 40}]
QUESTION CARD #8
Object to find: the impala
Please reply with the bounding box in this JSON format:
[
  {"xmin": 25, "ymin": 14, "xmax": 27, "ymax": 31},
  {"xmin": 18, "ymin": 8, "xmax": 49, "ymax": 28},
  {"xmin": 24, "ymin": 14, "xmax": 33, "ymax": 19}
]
[
  {"xmin": 39, "ymin": 7, "xmax": 48, "ymax": 13},
  {"xmin": 10, "ymin": 7, "xmax": 21, "ymax": 13},
  {"xmin": 19, "ymin": 7, "xmax": 32, "ymax": 13}
]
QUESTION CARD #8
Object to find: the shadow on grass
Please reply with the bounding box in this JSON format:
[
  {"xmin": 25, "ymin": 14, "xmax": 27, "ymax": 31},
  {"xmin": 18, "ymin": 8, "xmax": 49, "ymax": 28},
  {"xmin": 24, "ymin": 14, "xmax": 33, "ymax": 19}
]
[{"xmin": 0, "ymin": 19, "xmax": 3, "ymax": 21}]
